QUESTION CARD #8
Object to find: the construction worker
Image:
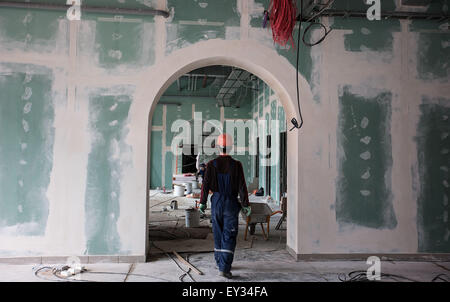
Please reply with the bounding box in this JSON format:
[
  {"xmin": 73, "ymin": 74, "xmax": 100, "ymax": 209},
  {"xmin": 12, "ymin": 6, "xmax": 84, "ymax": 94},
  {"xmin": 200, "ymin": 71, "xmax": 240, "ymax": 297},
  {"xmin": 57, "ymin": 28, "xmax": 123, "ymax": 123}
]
[{"xmin": 198, "ymin": 133, "xmax": 251, "ymax": 279}]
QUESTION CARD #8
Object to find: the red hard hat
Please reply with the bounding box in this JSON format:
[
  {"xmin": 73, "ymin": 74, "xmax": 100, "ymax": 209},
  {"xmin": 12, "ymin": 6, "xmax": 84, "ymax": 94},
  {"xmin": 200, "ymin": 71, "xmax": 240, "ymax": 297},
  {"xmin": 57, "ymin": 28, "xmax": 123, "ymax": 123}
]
[{"xmin": 217, "ymin": 133, "xmax": 233, "ymax": 147}]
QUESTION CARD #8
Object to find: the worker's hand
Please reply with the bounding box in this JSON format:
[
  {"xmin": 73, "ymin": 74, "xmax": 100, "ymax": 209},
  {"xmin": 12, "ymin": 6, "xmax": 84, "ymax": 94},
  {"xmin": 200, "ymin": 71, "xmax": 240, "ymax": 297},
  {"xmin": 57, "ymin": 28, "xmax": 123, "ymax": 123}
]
[
  {"xmin": 199, "ymin": 203, "xmax": 207, "ymax": 214},
  {"xmin": 242, "ymin": 206, "xmax": 251, "ymax": 217}
]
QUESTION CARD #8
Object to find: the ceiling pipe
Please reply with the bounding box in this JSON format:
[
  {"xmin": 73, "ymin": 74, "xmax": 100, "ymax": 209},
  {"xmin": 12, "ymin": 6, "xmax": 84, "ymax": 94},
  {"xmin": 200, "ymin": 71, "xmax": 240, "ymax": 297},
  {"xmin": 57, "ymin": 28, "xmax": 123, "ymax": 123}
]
[
  {"xmin": 158, "ymin": 101, "xmax": 182, "ymax": 106},
  {"xmin": 298, "ymin": 9, "xmax": 449, "ymax": 21},
  {"xmin": 162, "ymin": 95, "xmax": 216, "ymax": 98},
  {"xmin": 0, "ymin": 1, "xmax": 170, "ymax": 18},
  {"xmin": 181, "ymin": 74, "xmax": 227, "ymax": 78}
]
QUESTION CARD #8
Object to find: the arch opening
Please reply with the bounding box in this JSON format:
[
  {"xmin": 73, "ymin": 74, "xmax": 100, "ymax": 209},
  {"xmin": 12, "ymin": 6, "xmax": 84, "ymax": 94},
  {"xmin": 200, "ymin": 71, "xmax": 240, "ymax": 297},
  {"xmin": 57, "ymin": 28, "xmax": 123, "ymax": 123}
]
[{"xmin": 138, "ymin": 41, "xmax": 307, "ymax": 260}]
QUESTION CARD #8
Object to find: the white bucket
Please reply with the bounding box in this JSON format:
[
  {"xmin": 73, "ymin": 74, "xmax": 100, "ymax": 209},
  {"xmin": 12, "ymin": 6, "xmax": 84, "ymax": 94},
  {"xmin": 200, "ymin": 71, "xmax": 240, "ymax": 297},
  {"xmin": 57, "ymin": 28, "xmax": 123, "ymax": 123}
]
[
  {"xmin": 191, "ymin": 181, "xmax": 198, "ymax": 190},
  {"xmin": 173, "ymin": 184, "xmax": 185, "ymax": 197},
  {"xmin": 183, "ymin": 182, "xmax": 192, "ymax": 194}
]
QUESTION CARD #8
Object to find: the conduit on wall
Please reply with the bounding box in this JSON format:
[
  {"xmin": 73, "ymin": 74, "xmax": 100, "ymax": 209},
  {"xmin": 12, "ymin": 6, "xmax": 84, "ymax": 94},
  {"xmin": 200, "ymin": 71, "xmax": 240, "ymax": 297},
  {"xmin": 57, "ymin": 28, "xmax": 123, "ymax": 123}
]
[
  {"xmin": 310, "ymin": 9, "xmax": 449, "ymax": 21},
  {"xmin": 0, "ymin": 1, "xmax": 170, "ymax": 18}
]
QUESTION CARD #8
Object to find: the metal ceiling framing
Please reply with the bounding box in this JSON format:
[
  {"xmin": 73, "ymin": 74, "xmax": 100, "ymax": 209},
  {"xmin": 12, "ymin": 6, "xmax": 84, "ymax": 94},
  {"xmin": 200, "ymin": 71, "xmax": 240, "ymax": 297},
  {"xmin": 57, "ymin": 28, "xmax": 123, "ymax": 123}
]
[
  {"xmin": 304, "ymin": 9, "xmax": 449, "ymax": 22},
  {"xmin": 216, "ymin": 69, "xmax": 251, "ymax": 107},
  {"xmin": 0, "ymin": 1, "xmax": 170, "ymax": 18}
]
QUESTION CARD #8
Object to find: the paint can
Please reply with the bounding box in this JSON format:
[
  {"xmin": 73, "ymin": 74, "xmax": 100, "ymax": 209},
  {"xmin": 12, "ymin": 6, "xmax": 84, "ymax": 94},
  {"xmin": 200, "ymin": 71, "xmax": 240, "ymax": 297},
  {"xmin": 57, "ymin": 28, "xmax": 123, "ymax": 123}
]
[
  {"xmin": 191, "ymin": 181, "xmax": 198, "ymax": 190},
  {"xmin": 185, "ymin": 208, "xmax": 200, "ymax": 228},
  {"xmin": 173, "ymin": 184, "xmax": 185, "ymax": 197},
  {"xmin": 183, "ymin": 182, "xmax": 192, "ymax": 194}
]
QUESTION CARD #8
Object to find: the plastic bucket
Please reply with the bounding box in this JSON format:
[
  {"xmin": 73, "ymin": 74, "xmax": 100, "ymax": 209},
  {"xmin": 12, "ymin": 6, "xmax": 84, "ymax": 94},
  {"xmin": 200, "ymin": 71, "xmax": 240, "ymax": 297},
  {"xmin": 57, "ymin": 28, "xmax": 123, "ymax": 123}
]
[
  {"xmin": 185, "ymin": 208, "xmax": 200, "ymax": 228},
  {"xmin": 183, "ymin": 182, "xmax": 192, "ymax": 194},
  {"xmin": 173, "ymin": 184, "xmax": 185, "ymax": 197},
  {"xmin": 191, "ymin": 181, "xmax": 198, "ymax": 190}
]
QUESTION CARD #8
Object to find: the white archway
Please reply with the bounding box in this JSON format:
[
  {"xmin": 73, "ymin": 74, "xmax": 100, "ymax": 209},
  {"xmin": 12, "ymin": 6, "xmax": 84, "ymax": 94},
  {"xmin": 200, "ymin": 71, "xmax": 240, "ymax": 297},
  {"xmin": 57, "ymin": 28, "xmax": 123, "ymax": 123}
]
[{"xmin": 119, "ymin": 39, "xmax": 314, "ymax": 260}]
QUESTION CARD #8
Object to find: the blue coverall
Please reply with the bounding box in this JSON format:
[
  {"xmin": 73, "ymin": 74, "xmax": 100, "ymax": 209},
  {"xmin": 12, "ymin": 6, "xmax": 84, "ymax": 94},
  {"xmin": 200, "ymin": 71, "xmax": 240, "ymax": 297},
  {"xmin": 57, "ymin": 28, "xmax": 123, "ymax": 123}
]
[{"xmin": 211, "ymin": 159, "xmax": 240, "ymax": 273}]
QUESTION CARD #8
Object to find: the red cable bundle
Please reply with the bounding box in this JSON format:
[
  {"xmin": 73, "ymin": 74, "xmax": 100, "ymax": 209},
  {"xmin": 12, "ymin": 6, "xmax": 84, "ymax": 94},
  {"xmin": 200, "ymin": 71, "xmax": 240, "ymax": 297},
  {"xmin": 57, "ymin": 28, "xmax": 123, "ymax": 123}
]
[{"xmin": 269, "ymin": 0, "xmax": 297, "ymax": 47}]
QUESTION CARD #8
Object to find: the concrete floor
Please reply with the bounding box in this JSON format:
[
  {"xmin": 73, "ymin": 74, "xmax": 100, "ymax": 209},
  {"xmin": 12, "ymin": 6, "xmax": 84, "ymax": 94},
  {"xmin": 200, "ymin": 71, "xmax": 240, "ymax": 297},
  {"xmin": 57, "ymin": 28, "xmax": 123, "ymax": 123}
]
[
  {"xmin": 1, "ymin": 252, "xmax": 449, "ymax": 282},
  {"xmin": 1, "ymin": 192, "xmax": 449, "ymax": 282},
  {"xmin": 1, "ymin": 222, "xmax": 449, "ymax": 282}
]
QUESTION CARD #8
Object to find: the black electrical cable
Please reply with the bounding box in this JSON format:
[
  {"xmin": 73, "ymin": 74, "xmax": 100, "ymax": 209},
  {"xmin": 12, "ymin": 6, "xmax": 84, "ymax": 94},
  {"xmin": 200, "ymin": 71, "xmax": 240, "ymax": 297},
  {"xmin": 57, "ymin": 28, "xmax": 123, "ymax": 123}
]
[
  {"xmin": 291, "ymin": 0, "xmax": 304, "ymax": 131},
  {"xmin": 338, "ymin": 270, "xmax": 420, "ymax": 282},
  {"xmin": 431, "ymin": 273, "xmax": 450, "ymax": 282},
  {"xmin": 150, "ymin": 241, "xmax": 196, "ymax": 282},
  {"xmin": 81, "ymin": 271, "xmax": 171, "ymax": 282},
  {"xmin": 290, "ymin": 0, "xmax": 334, "ymax": 131},
  {"xmin": 34, "ymin": 264, "xmax": 172, "ymax": 282},
  {"xmin": 34, "ymin": 266, "xmax": 66, "ymax": 282},
  {"xmin": 149, "ymin": 196, "xmax": 178, "ymax": 209}
]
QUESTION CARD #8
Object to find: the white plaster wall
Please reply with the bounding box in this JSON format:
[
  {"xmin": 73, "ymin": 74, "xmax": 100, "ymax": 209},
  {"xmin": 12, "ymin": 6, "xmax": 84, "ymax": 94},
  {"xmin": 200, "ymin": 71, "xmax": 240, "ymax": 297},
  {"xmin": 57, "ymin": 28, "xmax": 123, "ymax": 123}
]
[
  {"xmin": 0, "ymin": 2, "xmax": 449, "ymax": 259},
  {"xmin": 297, "ymin": 19, "xmax": 450, "ymax": 254}
]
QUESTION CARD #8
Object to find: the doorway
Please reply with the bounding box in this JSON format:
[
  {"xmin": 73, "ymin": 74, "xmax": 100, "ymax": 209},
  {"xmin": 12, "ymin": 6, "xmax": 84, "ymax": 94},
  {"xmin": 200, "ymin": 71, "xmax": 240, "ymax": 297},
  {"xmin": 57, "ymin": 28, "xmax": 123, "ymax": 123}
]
[
  {"xmin": 147, "ymin": 65, "xmax": 289, "ymax": 261},
  {"xmin": 136, "ymin": 40, "xmax": 305, "ymax": 261}
]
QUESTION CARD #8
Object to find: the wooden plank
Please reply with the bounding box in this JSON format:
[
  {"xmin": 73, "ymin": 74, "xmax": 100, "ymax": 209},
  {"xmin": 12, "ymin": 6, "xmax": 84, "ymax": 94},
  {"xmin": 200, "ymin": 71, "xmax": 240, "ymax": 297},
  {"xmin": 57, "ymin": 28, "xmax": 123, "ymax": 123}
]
[{"xmin": 173, "ymin": 251, "xmax": 204, "ymax": 275}]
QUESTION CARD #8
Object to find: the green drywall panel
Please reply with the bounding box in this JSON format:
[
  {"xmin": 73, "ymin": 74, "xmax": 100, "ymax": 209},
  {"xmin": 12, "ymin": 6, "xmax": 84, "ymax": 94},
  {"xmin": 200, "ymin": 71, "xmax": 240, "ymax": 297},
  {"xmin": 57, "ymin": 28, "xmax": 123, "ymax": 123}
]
[
  {"xmin": 165, "ymin": 0, "xmax": 239, "ymax": 55},
  {"xmin": 328, "ymin": 0, "xmax": 399, "ymax": 53},
  {"xmin": 233, "ymin": 155, "xmax": 252, "ymax": 184},
  {"xmin": 252, "ymin": 90, "xmax": 258, "ymax": 115},
  {"xmin": 0, "ymin": 8, "xmax": 60, "ymax": 51},
  {"xmin": 271, "ymin": 146, "xmax": 279, "ymax": 200},
  {"xmin": 410, "ymin": 19, "xmax": 448, "ymax": 32},
  {"xmin": 165, "ymin": 151, "xmax": 174, "ymax": 188},
  {"xmin": 259, "ymin": 153, "xmax": 265, "ymax": 190},
  {"xmin": 166, "ymin": 23, "xmax": 226, "ymax": 55},
  {"xmin": 224, "ymin": 106, "xmax": 251, "ymax": 119},
  {"xmin": 336, "ymin": 86, "xmax": 397, "ymax": 229},
  {"xmin": 270, "ymin": 100, "xmax": 277, "ymax": 120},
  {"xmin": 258, "ymin": 95, "xmax": 263, "ymax": 118},
  {"xmin": 0, "ymin": 65, "xmax": 54, "ymax": 236},
  {"xmin": 270, "ymin": 100, "xmax": 280, "ymax": 201},
  {"xmin": 332, "ymin": 18, "xmax": 400, "ymax": 53},
  {"xmin": 416, "ymin": 99, "xmax": 450, "ymax": 253},
  {"xmin": 150, "ymin": 130, "xmax": 163, "ymax": 189},
  {"xmin": 249, "ymin": 0, "xmax": 269, "ymax": 28},
  {"xmin": 176, "ymin": 154, "xmax": 182, "ymax": 174},
  {"xmin": 224, "ymin": 96, "xmax": 252, "ymax": 119},
  {"xmin": 83, "ymin": 0, "xmax": 156, "ymax": 9},
  {"xmin": 165, "ymin": 102, "xmax": 192, "ymax": 145},
  {"xmin": 225, "ymin": 123, "xmax": 249, "ymax": 150},
  {"xmin": 85, "ymin": 93, "xmax": 132, "ymax": 254},
  {"xmin": 95, "ymin": 19, "xmax": 148, "ymax": 67},
  {"xmin": 151, "ymin": 104, "xmax": 163, "ymax": 126},
  {"xmin": 249, "ymin": 79, "xmax": 286, "ymax": 199},
  {"xmin": 168, "ymin": 0, "xmax": 239, "ymax": 25},
  {"xmin": 264, "ymin": 83, "xmax": 270, "ymax": 107},
  {"xmin": 194, "ymin": 99, "xmax": 220, "ymax": 121},
  {"xmin": 248, "ymin": 0, "xmax": 316, "ymax": 84},
  {"xmin": 278, "ymin": 105, "xmax": 286, "ymax": 132},
  {"xmin": 416, "ymin": 32, "xmax": 450, "ymax": 81},
  {"xmin": 331, "ymin": 0, "xmax": 396, "ymax": 11}
]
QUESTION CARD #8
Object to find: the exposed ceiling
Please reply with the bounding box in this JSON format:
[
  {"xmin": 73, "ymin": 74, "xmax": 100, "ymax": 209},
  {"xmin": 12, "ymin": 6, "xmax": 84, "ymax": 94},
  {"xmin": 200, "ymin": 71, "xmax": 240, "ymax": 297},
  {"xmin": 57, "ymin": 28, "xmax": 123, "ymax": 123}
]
[
  {"xmin": 401, "ymin": 0, "xmax": 433, "ymax": 6},
  {"xmin": 161, "ymin": 65, "xmax": 258, "ymax": 108}
]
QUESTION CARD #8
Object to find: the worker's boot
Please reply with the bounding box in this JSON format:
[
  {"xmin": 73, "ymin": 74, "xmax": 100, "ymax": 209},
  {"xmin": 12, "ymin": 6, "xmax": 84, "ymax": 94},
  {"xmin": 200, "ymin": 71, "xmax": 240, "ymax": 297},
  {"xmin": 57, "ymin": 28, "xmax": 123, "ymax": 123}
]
[{"xmin": 219, "ymin": 271, "xmax": 232, "ymax": 279}]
